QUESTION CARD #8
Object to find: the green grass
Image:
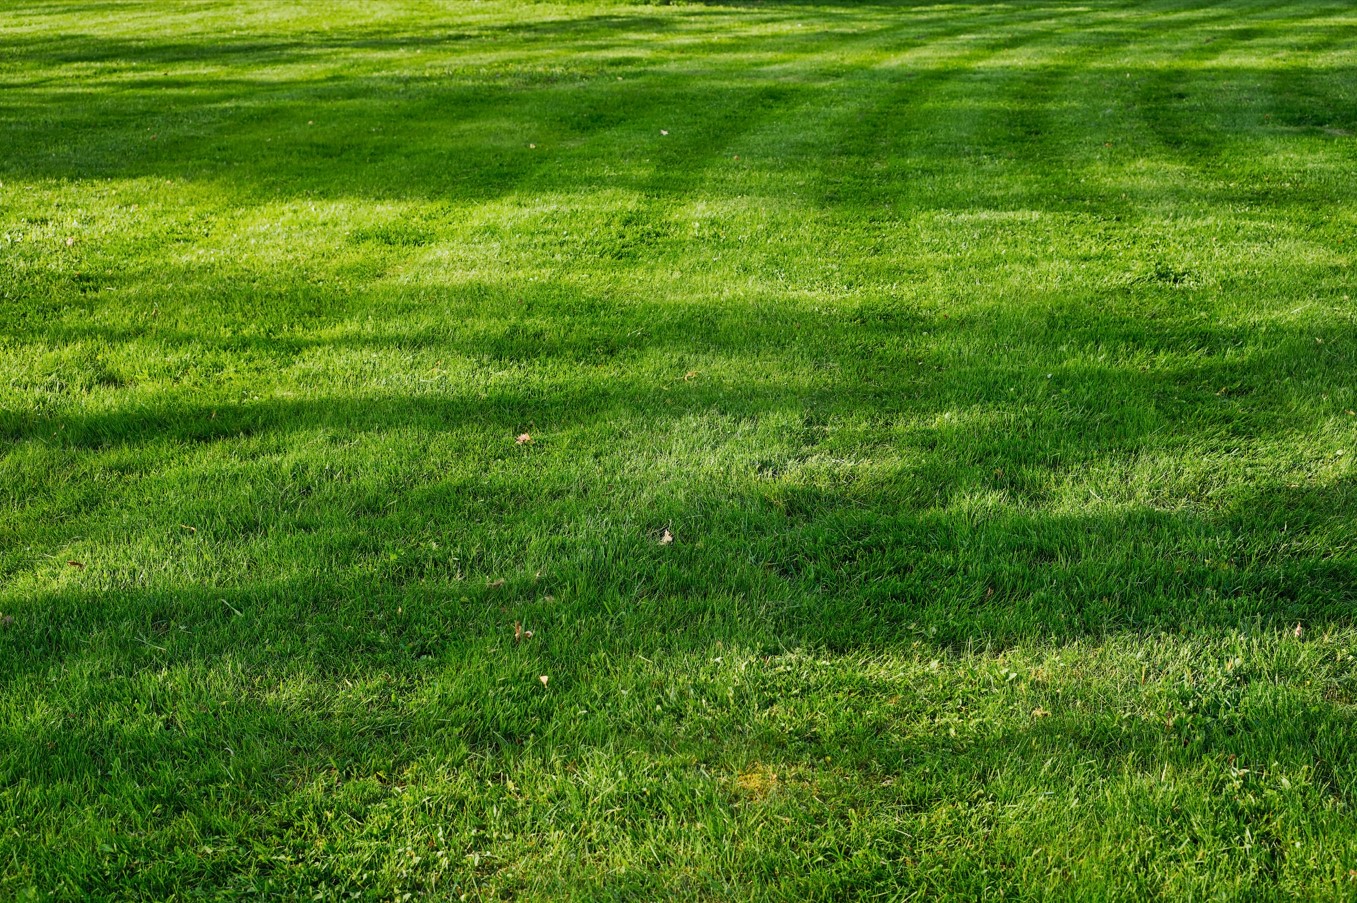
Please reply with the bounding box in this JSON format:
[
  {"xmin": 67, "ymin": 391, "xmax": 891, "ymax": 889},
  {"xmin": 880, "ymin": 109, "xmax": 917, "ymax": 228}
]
[{"xmin": 2, "ymin": 0, "xmax": 1357, "ymax": 897}]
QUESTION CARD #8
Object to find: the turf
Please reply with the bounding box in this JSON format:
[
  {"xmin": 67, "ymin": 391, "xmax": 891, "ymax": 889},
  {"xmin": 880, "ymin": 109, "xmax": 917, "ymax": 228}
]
[{"xmin": 2, "ymin": 0, "xmax": 1357, "ymax": 898}]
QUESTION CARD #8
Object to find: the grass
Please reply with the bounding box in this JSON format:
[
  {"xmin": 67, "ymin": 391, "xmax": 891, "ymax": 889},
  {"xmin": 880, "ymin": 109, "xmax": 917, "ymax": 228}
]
[{"xmin": 2, "ymin": 0, "xmax": 1356, "ymax": 897}]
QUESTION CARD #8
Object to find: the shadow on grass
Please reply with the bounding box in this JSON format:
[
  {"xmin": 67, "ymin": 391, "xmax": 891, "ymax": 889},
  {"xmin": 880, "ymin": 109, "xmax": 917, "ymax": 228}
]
[
  {"xmin": 3, "ymin": 308, "xmax": 1353, "ymax": 657},
  {"xmin": 2, "ymin": 0, "xmax": 1353, "ymax": 662},
  {"xmin": 3, "ymin": 3, "xmax": 1357, "ymax": 894},
  {"xmin": 3, "ymin": 1, "xmax": 1352, "ymax": 209}
]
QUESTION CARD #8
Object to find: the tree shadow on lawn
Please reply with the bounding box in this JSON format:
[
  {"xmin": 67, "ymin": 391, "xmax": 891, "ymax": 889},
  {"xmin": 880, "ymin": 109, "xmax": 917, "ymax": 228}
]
[
  {"xmin": 3, "ymin": 2, "xmax": 1352, "ymax": 211},
  {"xmin": 3, "ymin": 6, "xmax": 1356, "ymax": 887},
  {"xmin": 5, "ymin": 288, "xmax": 1351, "ymax": 449},
  {"xmin": 3, "ymin": 549, "xmax": 1356, "ymax": 900},
  {"xmin": 4, "ymin": 300, "xmax": 1354, "ymax": 660},
  {"xmin": 2, "ymin": 9, "xmax": 686, "ymax": 68},
  {"xmin": 5, "ymin": 604, "xmax": 1355, "ymax": 900},
  {"xmin": 5, "ymin": 476, "xmax": 1353, "ymax": 674}
]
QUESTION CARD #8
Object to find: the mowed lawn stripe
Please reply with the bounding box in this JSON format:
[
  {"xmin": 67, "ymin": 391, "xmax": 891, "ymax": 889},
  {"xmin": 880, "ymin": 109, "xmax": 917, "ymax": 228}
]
[{"xmin": 1, "ymin": 0, "xmax": 1356, "ymax": 899}]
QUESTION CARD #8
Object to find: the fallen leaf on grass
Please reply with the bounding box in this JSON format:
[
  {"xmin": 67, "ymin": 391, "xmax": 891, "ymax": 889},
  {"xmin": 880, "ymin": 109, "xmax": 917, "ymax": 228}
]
[
  {"xmin": 515, "ymin": 433, "xmax": 532, "ymax": 445},
  {"xmin": 488, "ymin": 578, "xmax": 506, "ymax": 589},
  {"xmin": 1032, "ymin": 707, "xmax": 1051, "ymax": 718},
  {"xmin": 539, "ymin": 675, "xmax": 549, "ymax": 687},
  {"xmin": 659, "ymin": 529, "xmax": 673, "ymax": 545},
  {"xmin": 514, "ymin": 621, "xmax": 534, "ymax": 643},
  {"xmin": 67, "ymin": 560, "xmax": 85, "ymax": 569},
  {"xmin": 660, "ymin": 129, "xmax": 669, "ymax": 136},
  {"xmin": 179, "ymin": 524, "xmax": 197, "ymax": 534},
  {"xmin": 1294, "ymin": 623, "xmax": 1304, "ymax": 639}
]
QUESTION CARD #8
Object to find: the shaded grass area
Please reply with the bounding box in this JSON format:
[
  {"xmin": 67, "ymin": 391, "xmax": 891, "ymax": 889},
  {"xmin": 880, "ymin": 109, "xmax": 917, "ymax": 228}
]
[{"xmin": 2, "ymin": 0, "xmax": 1356, "ymax": 897}]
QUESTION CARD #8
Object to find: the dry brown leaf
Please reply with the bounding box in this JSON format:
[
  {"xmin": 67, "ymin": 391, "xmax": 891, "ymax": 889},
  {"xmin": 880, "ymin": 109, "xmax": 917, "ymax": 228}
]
[
  {"xmin": 1293, "ymin": 622, "xmax": 1304, "ymax": 639},
  {"xmin": 659, "ymin": 529, "xmax": 674, "ymax": 545},
  {"xmin": 67, "ymin": 560, "xmax": 85, "ymax": 569},
  {"xmin": 516, "ymin": 433, "xmax": 532, "ymax": 445},
  {"xmin": 1032, "ymin": 707, "xmax": 1051, "ymax": 718},
  {"xmin": 539, "ymin": 675, "xmax": 549, "ymax": 687}
]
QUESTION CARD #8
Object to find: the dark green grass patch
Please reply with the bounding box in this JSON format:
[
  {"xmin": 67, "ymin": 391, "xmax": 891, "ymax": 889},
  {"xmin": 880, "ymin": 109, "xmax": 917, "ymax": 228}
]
[{"xmin": 2, "ymin": 0, "xmax": 1356, "ymax": 898}]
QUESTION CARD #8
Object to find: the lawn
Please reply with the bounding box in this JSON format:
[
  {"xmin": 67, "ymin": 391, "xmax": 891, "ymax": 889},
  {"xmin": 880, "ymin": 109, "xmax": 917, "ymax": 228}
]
[{"xmin": 2, "ymin": 0, "xmax": 1356, "ymax": 897}]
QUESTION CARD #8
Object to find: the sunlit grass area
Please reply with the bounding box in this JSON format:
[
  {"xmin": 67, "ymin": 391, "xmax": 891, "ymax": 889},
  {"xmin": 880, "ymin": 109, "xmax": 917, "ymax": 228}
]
[{"xmin": 2, "ymin": 0, "xmax": 1356, "ymax": 897}]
